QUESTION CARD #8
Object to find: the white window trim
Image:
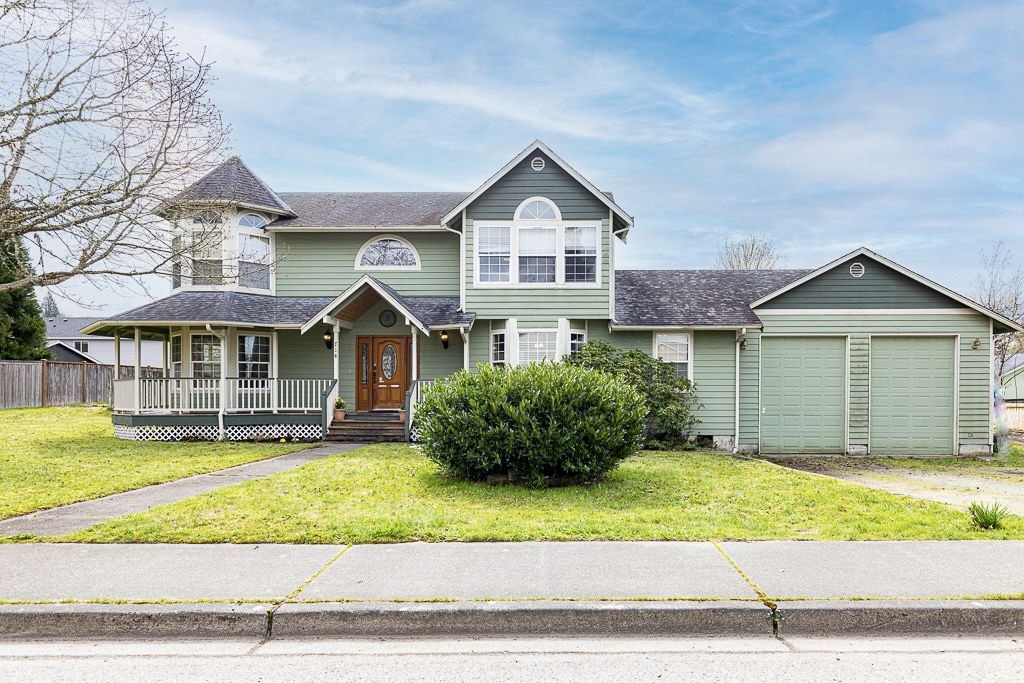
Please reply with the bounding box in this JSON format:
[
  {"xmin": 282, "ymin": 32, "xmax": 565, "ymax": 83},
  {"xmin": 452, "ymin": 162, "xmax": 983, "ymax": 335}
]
[
  {"xmin": 490, "ymin": 329, "xmax": 506, "ymax": 366},
  {"xmin": 236, "ymin": 230, "xmax": 273, "ymax": 292},
  {"xmin": 569, "ymin": 328, "xmax": 587, "ymax": 356},
  {"xmin": 652, "ymin": 331, "xmax": 693, "ymax": 381},
  {"xmin": 472, "ymin": 196, "xmax": 600, "ymax": 289},
  {"xmin": 236, "ymin": 332, "xmax": 272, "ymax": 378},
  {"xmin": 354, "ymin": 234, "xmax": 422, "ymax": 271},
  {"xmin": 173, "ymin": 211, "xmax": 278, "ymax": 294}
]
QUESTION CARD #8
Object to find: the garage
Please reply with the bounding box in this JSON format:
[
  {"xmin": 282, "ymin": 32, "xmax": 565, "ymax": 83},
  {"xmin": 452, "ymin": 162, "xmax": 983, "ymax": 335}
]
[
  {"xmin": 870, "ymin": 336, "xmax": 956, "ymax": 456},
  {"xmin": 760, "ymin": 336, "xmax": 847, "ymax": 454}
]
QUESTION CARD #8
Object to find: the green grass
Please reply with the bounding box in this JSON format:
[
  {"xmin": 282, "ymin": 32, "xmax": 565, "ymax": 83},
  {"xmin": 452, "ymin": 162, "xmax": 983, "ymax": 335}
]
[
  {"xmin": 0, "ymin": 406, "xmax": 311, "ymax": 520},
  {"xmin": 54, "ymin": 444, "xmax": 1024, "ymax": 543}
]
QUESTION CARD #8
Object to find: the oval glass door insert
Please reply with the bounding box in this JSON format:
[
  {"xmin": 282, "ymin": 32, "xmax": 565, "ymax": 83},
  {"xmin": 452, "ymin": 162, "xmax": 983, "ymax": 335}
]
[{"xmin": 381, "ymin": 344, "xmax": 397, "ymax": 380}]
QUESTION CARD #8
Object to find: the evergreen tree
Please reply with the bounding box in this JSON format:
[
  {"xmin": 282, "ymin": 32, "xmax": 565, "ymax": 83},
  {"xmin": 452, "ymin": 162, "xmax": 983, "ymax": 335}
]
[
  {"xmin": 0, "ymin": 239, "xmax": 50, "ymax": 360},
  {"xmin": 41, "ymin": 292, "xmax": 60, "ymax": 318}
]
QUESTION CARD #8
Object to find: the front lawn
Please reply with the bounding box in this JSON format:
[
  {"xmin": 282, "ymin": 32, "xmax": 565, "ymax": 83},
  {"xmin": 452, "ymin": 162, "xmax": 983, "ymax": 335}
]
[
  {"xmin": 57, "ymin": 444, "xmax": 1024, "ymax": 543},
  {"xmin": 0, "ymin": 406, "xmax": 311, "ymax": 520}
]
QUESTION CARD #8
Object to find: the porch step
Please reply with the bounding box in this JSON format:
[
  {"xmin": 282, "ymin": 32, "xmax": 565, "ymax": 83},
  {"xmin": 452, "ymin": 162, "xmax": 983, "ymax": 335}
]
[{"xmin": 326, "ymin": 419, "xmax": 406, "ymax": 443}]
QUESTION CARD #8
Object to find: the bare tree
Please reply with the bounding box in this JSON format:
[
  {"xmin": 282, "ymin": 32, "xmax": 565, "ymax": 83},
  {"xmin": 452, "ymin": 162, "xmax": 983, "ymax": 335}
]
[
  {"xmin": 714, "ymin": 234, "xmax": 782, "ymax": 270},
  {"xmin": 0, "ymin": 0, "xmax": 230, "ymax": 294},
  {"xmin": 973, "ymin": 241, "xmax": 1024, "ymax": 380}
]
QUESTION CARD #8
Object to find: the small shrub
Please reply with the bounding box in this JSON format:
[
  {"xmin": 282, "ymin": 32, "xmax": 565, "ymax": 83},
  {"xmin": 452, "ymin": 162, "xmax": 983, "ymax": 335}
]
[
  {"xmin": 565, "ymin": 340, "xmax": 701, "ymax": 447},
  {"xmin": 968, "ymin": 501, "xmax": 1009, "ymax": 530},
  {"xmin": 415, "ymin": 363, "xmax": 646, "ymax": 487}
]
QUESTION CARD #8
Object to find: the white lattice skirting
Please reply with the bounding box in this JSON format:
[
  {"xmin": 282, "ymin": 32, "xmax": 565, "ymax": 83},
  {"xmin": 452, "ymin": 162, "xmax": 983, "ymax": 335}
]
[{"xmin": 114, "ymin": 423, "xmax": 323, "ymax": 442}]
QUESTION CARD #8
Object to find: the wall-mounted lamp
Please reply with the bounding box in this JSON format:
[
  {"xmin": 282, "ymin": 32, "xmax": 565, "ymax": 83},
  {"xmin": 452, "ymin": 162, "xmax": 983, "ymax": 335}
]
[
  {"xmin": 972, "ymin": 337, "xmax": 981, "ymax": 350},
  {"xmin": 739, "ymin": 336, "xmax": 748, "ymax": 351},
  {"xmin": 439, "ymin": 330, "xmax": 450, "ymax": 349},
  {"xmin": 322, "ymin": 327, "xmax": 334, "ymax": 350}
]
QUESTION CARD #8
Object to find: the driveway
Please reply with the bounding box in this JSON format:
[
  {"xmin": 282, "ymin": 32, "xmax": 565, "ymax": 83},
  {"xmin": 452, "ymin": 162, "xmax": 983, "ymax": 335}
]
[{"xmin": 768, "ymin": 458, "xmax": 1024, "ymax": 515}]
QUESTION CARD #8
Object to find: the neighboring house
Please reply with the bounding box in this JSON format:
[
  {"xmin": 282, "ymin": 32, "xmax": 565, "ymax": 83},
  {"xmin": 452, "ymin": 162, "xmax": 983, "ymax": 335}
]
[
  {"xmin": 46, "ymin": 317, "xmax": 164, "ymax": 367},
  {"xmin": 999, "ymin": 354, "xmax": 1024, "ymax": 403},
  {"xmin": 84, "ymin": 141, "xmax": 1023, "ymax": 454}
]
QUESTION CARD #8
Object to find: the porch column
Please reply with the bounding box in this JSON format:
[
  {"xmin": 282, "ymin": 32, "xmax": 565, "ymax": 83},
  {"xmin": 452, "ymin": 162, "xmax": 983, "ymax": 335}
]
[
  {"xmin": 272, "ymin": 329, "xmax": 280, "ymax": 414},
  {"xmin": 332, "ymin": 320, "xmax": 341, "ymax": 403},
  {"xmin": 411, "ymin": 329, "xmax": 419, "ymax": 382},
  {"xmin": 162, "ymin": 334, "xmax": 168, "ymax": 377},
  {"xmin": 113, "ymin": 331, "xmax": 121, "ymax": 379},
  {"xmin": 461, "ymin": 328, "xmax": 470, "ymax": 371},
  {"xmin": 133, "ymin": 327, "xmax": 141, "ymax": 414}
]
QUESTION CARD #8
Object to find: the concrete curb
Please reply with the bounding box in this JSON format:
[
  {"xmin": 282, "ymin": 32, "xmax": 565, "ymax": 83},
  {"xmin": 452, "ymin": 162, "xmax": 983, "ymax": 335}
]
[
  {"xmin": 271, "ymin": 601, "xmax": 772, "ymax": 637},
  {"xmin": 776, "ymin": 600, "xmax": 1024, "ymax": 636},
  {"xmin": 2, "ymin": 600, "xmax": 1023, "ymax": 639},
  {"xmin": 0, "ymin": 603, "xmax": 273, "ymax": 639}
]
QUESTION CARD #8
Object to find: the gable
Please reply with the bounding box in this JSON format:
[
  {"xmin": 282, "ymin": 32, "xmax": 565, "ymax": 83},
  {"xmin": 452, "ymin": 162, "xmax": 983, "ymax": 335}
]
[
  {"xmin": 756, "ymin": 256, "xmax": 963, "ymax": 310},
  {"xmin": 465, "ymin": 151, "xmax": 609, "ymax": 222}
]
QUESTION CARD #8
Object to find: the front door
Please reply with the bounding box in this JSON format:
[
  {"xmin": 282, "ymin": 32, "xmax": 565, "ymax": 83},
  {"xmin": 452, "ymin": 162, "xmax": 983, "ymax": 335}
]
[{"xmin": 355, "ymin": 336, "xmax": 410, "ymax": 411}]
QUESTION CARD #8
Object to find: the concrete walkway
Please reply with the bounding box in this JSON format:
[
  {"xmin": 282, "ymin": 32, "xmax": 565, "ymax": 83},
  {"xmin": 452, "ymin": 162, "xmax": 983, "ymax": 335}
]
[
  {"xmin": 773, "ymin": 460, "xmax": 1024, "ymax": 515},
  {"xmin": 1, "ymin": 541, "xmax": 1023, "ymax": 638},
  {"xmin": 0, "ymin": 442, "xmax": 362, "ymax": 537}
]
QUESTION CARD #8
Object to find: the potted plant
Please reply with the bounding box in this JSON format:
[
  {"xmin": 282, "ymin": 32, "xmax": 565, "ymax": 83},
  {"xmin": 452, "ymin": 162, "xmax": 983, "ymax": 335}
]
[{"xmin": 333, "ymin": 397, "xmax": 348, "ymax": 422}]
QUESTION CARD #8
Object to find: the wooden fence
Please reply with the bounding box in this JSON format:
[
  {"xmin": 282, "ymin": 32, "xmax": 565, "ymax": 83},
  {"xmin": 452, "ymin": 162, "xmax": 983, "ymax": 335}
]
[
  {"xmin": 0, "ymin": 361, "xmax": 161, "ymax": 409},
  {"xmin": 1004, "ymin": 403, "xmax": 1024, "ymax": 432}
]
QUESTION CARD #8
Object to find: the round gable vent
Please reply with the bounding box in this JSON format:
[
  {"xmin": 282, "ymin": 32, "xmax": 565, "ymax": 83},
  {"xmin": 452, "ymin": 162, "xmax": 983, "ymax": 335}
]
[
  {"xmin": 849, "ymin": 262, "xmax": 865, "ymax": 278},
  {"xmin": 530, "ymin": 156, "xmax": 545, "ymax": 171}
]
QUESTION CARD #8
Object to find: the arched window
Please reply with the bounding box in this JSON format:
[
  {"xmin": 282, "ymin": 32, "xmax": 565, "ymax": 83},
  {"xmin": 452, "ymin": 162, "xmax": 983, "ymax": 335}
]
[
  {"xmin": 238, "ymin": 213, "xmax": 268, "ymax": 229},
  {"xmin": 356, "ymin": 236, "xmax": 420, "ymax": 269},
  {"xmin": 515, "ymin": 197, "xmax": 560, "ymax": 221}
]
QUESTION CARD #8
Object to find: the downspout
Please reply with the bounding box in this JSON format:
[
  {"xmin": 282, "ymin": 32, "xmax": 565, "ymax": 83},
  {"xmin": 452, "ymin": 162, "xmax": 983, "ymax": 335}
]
[
  {"xmin": 206, "ymin": 324, "xmax": 227, "ymax": 439},
  {"xmin": 733, "ymin": 328, "xmax": 745, "ymax": 454}
]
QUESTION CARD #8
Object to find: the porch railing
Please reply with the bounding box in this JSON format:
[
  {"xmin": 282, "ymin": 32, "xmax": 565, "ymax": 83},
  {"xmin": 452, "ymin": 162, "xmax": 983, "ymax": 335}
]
[
  {"xmin": 112, "ymin": 377, "xmax": 333, "ymax": 414},
  {"xmin": 405, "ymin": 379, "xmax": 435, "ymax": 441}
]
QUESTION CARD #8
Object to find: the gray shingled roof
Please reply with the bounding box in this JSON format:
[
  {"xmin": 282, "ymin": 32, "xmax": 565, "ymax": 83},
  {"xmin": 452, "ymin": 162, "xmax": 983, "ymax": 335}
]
[
  {"xmin": 271, "ymin": 192, "xmax": 469, "ymax": 228},
  {"xmin": 367, "ymin": 277, "xmax": 475, "ymax": 329},
  {"xmin": 614, "ymin": 269, "xmax": 812, "ymax": 327},
  {"xmin": 173, "ymin": 157, "xmax": 296, "ymax": 216},
  {"xmin": 95, "ymin": 292, "xmax": 334, "ymax": 328},
  {"xmin": 46, "ymin": 317, "xmax": 101, "ymax": 338}
]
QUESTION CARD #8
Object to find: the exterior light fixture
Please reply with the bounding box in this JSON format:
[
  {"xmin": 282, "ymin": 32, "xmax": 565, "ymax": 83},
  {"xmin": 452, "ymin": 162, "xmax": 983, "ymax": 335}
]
[
  {"xmin": 972, "ymin": 338, "xmax": 981, "ymax": 350},
  {"xmin": 739, "ymin": 336, "xmax": 748, "ymax": 351},
  {"xmin": 323, "ymin": 328, "xmax": 333, "ymax": 350},
  {"xmin": 440, "ymin": 330, "xmax": 450, "ymax": 349}
]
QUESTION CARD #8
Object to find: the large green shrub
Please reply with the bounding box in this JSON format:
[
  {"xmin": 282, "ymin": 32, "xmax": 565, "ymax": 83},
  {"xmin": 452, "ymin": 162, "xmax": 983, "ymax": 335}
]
[
  {"xmin": 565, "ymin": 340, "xmax": 701, "ymax": 447},
  {"xmin": 415, "ymin": 363, "xmax": 646, "ymax": 487}
]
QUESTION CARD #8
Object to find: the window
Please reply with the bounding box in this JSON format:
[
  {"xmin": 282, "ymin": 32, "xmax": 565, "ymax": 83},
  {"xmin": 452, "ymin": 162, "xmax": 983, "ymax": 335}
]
[
  {"xmin": 475, "ymin": 197, "xmax": 599, "ymax": 287},
  {"xmin": 490, "ymin": 332, "xmax": 506, "ymax": 366},
  {"xmin": 569, "ymin": 330, "xmax": 587, "ymax": 356},
  {"xmin": 655, "ymin": 333, "xmax": 690, "ymax": 380},
  {"xmin": 170, "ymin": 335, "xmax": 182, "ymax": 377},
  {"xmin": 517, "ymin": 198, "xmax": 557, "ymax": 220},
  {"xmin": 190, "ymin": 334, "xmax": 221, "ymax": 378},
  {"xmin": 73, "ymin": 340, "xmax": 89, "ymax": 353},
  {"xmin": 478, "ymin": 226, "xmax": 511, "ymax": 282},
  {"xmin": 171, "ymin": 235, "xmax": 182, "ymax": 289},
  {"xmin": 238, "ymin": 233, "xmax": 271, "ymax": 289},
  {"xmin": 357, "ymin": 237, "xmax": 419, "ymax": 268},
  {"xmin": 564, "ymin": 226, "xmax": 597, "ymax": 283},
  {"xmin": 237, "ymin": 335, "xmax": 270, "ymax": 378},
  {"xmin": 191, "ymin": 227, "xmax": 223, "ymax": 285},
  {"xmin": 519, "ymin": 331, "xmax": 558, "ymax": 364},
  {"xmin": 518, "ymin": 227, "xmax": 557, "ymax": 283},
  {"xmin": 238, "ymin": 213, "xmax": 268, "ymax": 229}
]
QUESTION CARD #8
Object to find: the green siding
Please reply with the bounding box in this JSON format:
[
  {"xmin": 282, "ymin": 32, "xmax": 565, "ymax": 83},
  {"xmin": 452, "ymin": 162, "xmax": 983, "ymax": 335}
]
[
  {"xmin": 277, "ymin": 329, "xmax": 333, "ymax": 380},
  {"xmin": 759, "ymin": 257, "xmax": 959, "ymax": 309},
  {"xmin": 692, "ymin": 331, "xmax": 736, "ymax": 437},
  {"xmin": 420, "ymin": 330, "xmax": 464, "ymax": 381},
  {"xmin": 738, "ymin": 331, "xmax": 761, "ymax": 447},
  {"xmin": 466, "ymin": 151, "xmax": 607, "ymax": 221},
  {"xmin": 870, "ymin": 336, "xmax": 956, "ymax": 455},
  {"xmin": 588, "ymin": 324, "xmax": 650, "ymax": 351},
  {"xmin": 275, "ymin": 231, "xmax": 459, "ymax": 297},
  {"xmin": 756, "ymin": 313, "xmax": 991, "ymax": 450}
]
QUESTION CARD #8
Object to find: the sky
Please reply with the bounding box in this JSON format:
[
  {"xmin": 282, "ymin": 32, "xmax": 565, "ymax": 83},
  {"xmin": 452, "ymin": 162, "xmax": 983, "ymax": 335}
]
[{"xmin": 55, "ymin": 0, "xmax": 1024, "ymax": 314}]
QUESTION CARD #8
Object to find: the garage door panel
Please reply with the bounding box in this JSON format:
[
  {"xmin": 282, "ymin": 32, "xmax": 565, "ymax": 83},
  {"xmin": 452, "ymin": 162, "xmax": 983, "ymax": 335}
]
[
  {"xmin": 761, "ymin": 337, "xmax": 847, "ymax": 454},
  {"xmin": 870, "ymin": 336, "xmax": 955, "ymax": 456}
]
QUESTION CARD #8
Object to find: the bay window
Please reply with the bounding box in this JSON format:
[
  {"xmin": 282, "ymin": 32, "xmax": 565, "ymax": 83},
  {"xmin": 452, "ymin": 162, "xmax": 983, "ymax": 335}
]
[
  {"xmin": 190, "ymin": 334, "xmax": 221, "ymax": 378},
  {"xmin": 170, "ymin": 335, "xmax": 182, "ymax": 377},
  {"xmin": 655, "ymin": 333, "xmax": 690, "ymax": 380},
  {"xmin": 238, "ymin": 234, "xmax": 271, "ymax": 290},
  {"xmin": 237, "ymin": 334, "xmax": 270, "ymax": 378}
]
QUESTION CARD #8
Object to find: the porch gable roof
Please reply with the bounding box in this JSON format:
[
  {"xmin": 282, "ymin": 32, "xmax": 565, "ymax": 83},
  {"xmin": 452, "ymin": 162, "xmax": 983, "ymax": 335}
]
[{"xmin": 299, "ymin": 275, "xmax": 475, "ymax": 335}]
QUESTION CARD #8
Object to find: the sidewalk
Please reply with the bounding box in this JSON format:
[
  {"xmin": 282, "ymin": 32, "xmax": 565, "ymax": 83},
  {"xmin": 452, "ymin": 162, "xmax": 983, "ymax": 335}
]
[
  {"xmin": 0, "ymin": 442, "xmax": 362, "ymax": 537},
  {"xmin": 1, "ymin": 541, "xmax": 1023, "ymax": 638}
]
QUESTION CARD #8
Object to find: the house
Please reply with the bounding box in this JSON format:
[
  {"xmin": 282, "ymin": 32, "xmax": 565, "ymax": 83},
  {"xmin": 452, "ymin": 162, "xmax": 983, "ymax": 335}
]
[
  {"xmin": 83, "ymin": 141, "xmax": 1022, "ymax": 454},
  {"xmin": 46, "ymin": 317, "xmax": 164, "ymax": 367},
  {"xmin": 999, "ymin": 354, "xmax": 1024, "ymax": 403}
]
